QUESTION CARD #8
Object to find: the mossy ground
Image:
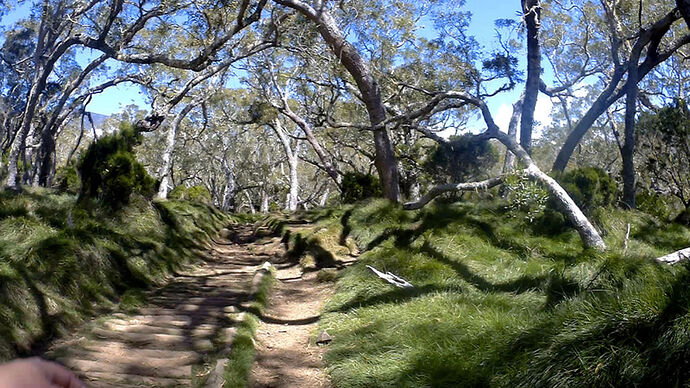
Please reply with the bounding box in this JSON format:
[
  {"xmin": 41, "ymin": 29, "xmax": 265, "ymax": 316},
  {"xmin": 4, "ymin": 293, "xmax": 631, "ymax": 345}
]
[
  {"xmin": 277, "ymin": 199, "xmax": 690, "ymax": 387},
  {"xmin": 0, "ymin": 187, "xmax": 234, "ymax": 361}
]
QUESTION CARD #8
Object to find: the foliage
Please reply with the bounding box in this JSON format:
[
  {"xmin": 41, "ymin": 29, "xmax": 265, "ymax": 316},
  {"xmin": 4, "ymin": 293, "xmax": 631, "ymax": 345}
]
[
  {"xmin": 504, "ymin": 172, "xmax": 550, "ymax": 222},
  {"xmin": 77, "ymin": 123, "xmax": 157, "ymax": 208},
  {"xmin": 53, "ymin": 164, "xmax": 80, "ymax": 195},
  {"xmin": 676, "ymin": 208, "xmax": 690, "ymax": 227},
  {"xmin": 266, "ymin": 199, "xmax": 690, "ymax": 388},
  {"xmin": 168, "ymin": 185, "xmax": 212, "ymax": 204},
  {"xmin": 341, "ymin": 172, "xmax": 383, "ymax": 203},
  {"xmin": 422, "ymin": 136, "xmax": 498, "ymax": 183},
  {"xmin": 555, "ymin": 167, "xmax": 618, "ymax": 214},
  {"xmin": 481, "ymin": 52, "xmax": 522, "ymax": 87},
  {"xmin": 637, "ymin": 100, "xmax": 690, "ymax": 210},
  {"xmin": 636, "ymin": 189, "xmax": 673, "ymax": 221},
  {"xmin": 0, "ymin": 187, "xmax": 230, "ymax": 360}
]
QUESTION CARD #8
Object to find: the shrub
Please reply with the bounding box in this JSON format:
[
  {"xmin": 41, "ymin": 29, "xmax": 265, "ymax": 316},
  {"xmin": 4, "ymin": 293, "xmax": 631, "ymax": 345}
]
[
  {"xmin": 504, "ymin": 171, "xmax": 550, "ymax": 223},
  {"xmin": 676, "ymin": 208, "xmax": 690, "ymax": 226},
  {"xmin": 77, "ymin": 123, "xmax": 157, "ymax": 207},
  {"xmin": 169, "ymin": 185, "xmax": 212, "ymax": 203},
  {"xmin": 341, "ymin": 172, "xmax": 382, "ymax": 203},
  {"xmin": 422, "ymin": 135, "xmax": 498, "ymax": 183},
  {"xmin": 53, "ymin": 164, "xmax": 80, "ymax": 194},
  {"xmin": 555, "ymin": 167, "xmax": 618, "ymax": 214},
  {"xmin": 636, "ymin": 189, "xmax": 673, "ymax": 221}
]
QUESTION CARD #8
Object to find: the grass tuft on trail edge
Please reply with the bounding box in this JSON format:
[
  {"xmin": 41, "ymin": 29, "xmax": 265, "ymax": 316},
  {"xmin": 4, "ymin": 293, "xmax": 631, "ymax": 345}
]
[
  {"xmin": 292, "ymin": 199, "xmax": 690, "ymax": 388},
  {"xmin": 222, "ymin": 264, "xmax": 275, "ymax": 387},
  {"xmin": 0, "ymin": 187, "xmax": 233, "ymax": 360}
]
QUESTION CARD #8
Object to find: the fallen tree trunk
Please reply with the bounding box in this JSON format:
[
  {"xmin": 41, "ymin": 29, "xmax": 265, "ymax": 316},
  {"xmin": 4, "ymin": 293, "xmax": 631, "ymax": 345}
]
[
  {"xmin": 403, "ymin": 91, "xmax": 607, "ymax": 250},
  {"xmin": 404, "ymin": 177, "xmax": 504, "ymax": 210},
  {"xmin": 656, "ymin": 247, "xmax": 690, "ymax": 264},
  {"xmin": 403, "ymin": 163, "xmax": 607, "ymax": 251}
]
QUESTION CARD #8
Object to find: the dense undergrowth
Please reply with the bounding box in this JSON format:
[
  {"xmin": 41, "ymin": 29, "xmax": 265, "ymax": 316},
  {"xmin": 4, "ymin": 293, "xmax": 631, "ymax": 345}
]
[
  {"xmin": 274, "ymin": 199, "xmax": 690, "ymax": 387},
  {"xmin": 0, "ymin": 187, "xmax": 233, "ymax": 361}
]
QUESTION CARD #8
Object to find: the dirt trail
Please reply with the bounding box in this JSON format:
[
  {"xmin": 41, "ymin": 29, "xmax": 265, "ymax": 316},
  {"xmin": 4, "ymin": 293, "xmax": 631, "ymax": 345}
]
[
  {"xmin": 250, "ymin": 267, "xmax": 334, "ymax": 388},
  {"xmin": 45, "ymin": 224, "xmax": 282, "ymax": 387}
]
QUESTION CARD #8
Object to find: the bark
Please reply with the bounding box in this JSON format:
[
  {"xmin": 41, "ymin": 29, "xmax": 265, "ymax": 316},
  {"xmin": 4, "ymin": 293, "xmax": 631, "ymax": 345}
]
[
  {"xmin": 503, "ymin": 97, "xmax": 524, "ymax": 173},
  {"xmin": 244, "ymin": 191, "xmax": 256, "ymax": 214},
  {"xmin": 6, "ymin": 79, "xmax": 46, "ymax": 189},
  {"xmin": 157, "ymin": 103, "xmax": 196, "ymax": 199},
  {"xmin": 552, "ymin": 66, "xmax": 626, "ymax": 171},
  {"xmin": 270, "ymin": 119, "xmax": 299, "ymax": 211},
  {"xmin": 273, "ymin": 0, "xmax": 400, "ymax": 202},
  {"xmin": 656, "ymin": 247, "xmax": 690, "ymax": 264},
  {"xmin": 260, "ymin": 188, "xmax": 270, "ymax": 213},
  {"xmin": 221, "ymin": 163, "xmax": 236, "ymax": 212},
  {"xmin": 622, "ymin": 62, "xmax": 639, "ymax": 209},
  {"xmin": 319, "ymin": 187, "xmax": 330, "ymax": 206},
  {"xmin": 404, "ymin": 177, "xmax": 504, "ymax": 210},
  {"xmin": 4, "ymin": 0, "xmax": 113, "ymax": 189},
  {"xmin": 36, "ymin": 128, "xmax": 56, "ymax": 187},
  {"xmin": 520, "ymin": 0, "xmax": 541, "ymax": 153},
  {"xmin": 5, "ymin": 0, "xmax": 266, "ymax": 189},
  {"xmin": 278, "ymin": 105, "xmax": 341, "ymax": 187}
]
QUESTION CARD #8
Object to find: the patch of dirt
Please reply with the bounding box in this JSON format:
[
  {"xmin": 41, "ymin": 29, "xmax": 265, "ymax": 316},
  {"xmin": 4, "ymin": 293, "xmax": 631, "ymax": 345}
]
[
  {"xmin": 43, "ymin": 225, "xmax": 279, "ymax": 387},
  {"xmin": 250, "ymin": 268, "xmax": 335, "ymax": 388}
]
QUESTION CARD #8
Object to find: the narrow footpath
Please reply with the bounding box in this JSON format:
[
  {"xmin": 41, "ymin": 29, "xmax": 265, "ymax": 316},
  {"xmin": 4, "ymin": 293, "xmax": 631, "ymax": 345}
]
[
  {"xmin": 250, "ymin": 265, "xmax": 334, "ymax": 388},
  {"xmin": 44, "ymin": 225, "xmax": 281, "ymax": 387}
]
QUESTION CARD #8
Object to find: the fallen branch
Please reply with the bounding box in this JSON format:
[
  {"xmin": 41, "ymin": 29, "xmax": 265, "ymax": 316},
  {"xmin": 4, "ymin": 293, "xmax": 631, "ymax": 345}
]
[
  {"xmin": 366, "ymin": 265, "xmax": 414, "ymax": 288},
  {"xmin": 403, "ymin": 176, "xmax": 504, "ymax": 210},
  {"xmin": 655, "ymin": 247, "xmax": 690, "ymax": 264}
]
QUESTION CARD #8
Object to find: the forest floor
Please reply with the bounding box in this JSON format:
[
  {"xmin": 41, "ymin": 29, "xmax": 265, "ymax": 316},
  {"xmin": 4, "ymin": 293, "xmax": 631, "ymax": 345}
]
[{"xmin": 42, "ymin": 222, "xmax": 337, "ymax": 387}]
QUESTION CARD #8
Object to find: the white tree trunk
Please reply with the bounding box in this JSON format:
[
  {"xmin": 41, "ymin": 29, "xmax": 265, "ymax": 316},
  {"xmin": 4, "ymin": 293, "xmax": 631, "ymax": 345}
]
[
  {"xmin": 270, "ymin": 118, "xmax": 299, "ymax": 211},
  {"xmin": 157, "ymin": 103, "xmax": 196, "ymax": 199},
  {"xmin": 288, "ymin": 154, "xmax": 299, "ymax": 211},
  {"xmin": 221, "ymin": 161, "xmax": 236, "ymax": 212},
  {"xmin": 656, "ymin": 247, "xmax": 690, "ymax": 264},
  {"xmin": 319, "ymin": 187, "xmax": 330, "ymax": 207},
  {"xmin": 244, "ymin": 191, "xmax": 256, "ymax": 214},
  {"xmin": 260, "ymin": 189, "xmax": 270, "ymax": 213}
]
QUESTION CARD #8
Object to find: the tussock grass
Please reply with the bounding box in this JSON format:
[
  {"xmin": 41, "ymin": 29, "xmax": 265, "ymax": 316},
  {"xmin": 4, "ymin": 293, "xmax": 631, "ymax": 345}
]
[
  {"xmin": 299, "ymin": 199, "xmax": 690, "ymax": 387},
  {"xmin": 223, "ymin": 266, "xmax": 275, "ymax": 387},
  {"xmin": 0, "ymin": 187, "xmax": 231, "ymax": 360}
]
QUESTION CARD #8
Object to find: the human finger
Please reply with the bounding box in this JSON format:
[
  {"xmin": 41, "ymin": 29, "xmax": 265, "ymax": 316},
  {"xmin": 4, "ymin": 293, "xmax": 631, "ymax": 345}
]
[{"xmin": 31, "ymin": 358, "xmax": 85, "ymax": 388}]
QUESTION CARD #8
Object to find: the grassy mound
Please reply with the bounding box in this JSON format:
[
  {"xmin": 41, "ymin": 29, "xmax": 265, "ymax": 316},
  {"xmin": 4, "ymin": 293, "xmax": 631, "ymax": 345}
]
[
  {"xmin": 0, "ymin": 188, "xmax": 232, "ymax": 361},
  {"xmin": 288, "ymin": 199, "xmax": 690, "ymax": 387}
]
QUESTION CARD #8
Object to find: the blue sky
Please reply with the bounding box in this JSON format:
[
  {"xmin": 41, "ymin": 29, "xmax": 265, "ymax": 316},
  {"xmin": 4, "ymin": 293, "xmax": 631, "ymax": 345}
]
[{"xmin": 0, "ymin": 0, "xmax": 551, "ymax": 131}]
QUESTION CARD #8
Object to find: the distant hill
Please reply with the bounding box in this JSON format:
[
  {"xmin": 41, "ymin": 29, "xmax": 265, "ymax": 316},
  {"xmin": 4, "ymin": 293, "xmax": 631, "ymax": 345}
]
[{"xmin": 86, "ymin": 112, "xmax": 109, "ymax": 127}]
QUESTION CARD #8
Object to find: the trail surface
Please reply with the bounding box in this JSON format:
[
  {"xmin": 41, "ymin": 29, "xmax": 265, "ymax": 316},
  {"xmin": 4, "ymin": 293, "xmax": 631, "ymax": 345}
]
[
  {"xmin": 250, "ymin": 266, "xmax": 334, "ymax": 388},
  {"xmin": 45, "ymin": 225, "xmax": 280, "ymax": 387}
]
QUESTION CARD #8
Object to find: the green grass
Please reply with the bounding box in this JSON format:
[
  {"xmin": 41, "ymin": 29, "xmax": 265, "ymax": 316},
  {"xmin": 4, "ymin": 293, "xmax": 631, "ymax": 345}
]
[
  {"xmin": 223, "ymin": 266, "xmax": 275, "ymax": 388},
  {"xmin": 289, "ymin": 199, "xmax": 690, "ymax": 387},
  {"xmin": 0, "ymin": 187, "xmax": 233, "ymax": 360}
]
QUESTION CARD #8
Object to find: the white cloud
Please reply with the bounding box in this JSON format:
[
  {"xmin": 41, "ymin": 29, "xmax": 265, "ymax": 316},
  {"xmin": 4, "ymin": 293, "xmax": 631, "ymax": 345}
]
[
  {"xmin": 534, "ymin": 94, "xmax": 553, "ymax": 131},
  {"xmin": 488, "ymin": 95, "xmax": 554, "ymax": 140},
  {"xmin": 494, "ymin": 103, "xmax": 513, "ymax": 132}
]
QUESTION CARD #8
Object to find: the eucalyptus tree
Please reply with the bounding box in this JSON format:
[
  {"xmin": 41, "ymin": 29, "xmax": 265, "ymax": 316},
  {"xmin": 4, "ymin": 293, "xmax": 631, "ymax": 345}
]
[
  {"xmin": 244, "ymin": 46, "xmax": 346, "ymax": 189},
  {"xmin": 1, "ymin": 0, "xmax": 270, "ymax": 190},
  {"xmin": 276, "ymin": 0, "xmax": 608, "ymax": 249},
  {"xmin": 543, "ymin": 0, "xmax": 690, "ymax": 209},
  {"xmin": 270, "ymin": 0, "xmax": 412, "ymax": 201},
  {"xmin": 636, "ymin": 100, "xmax": 690, "ymax": 217}
]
